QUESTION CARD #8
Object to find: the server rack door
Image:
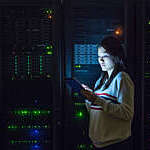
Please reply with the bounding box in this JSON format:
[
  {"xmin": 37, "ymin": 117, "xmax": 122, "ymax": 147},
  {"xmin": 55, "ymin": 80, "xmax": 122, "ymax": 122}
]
[{"xmin": 0, "ymin": 3, "xmax": 63, "ymax": 150}]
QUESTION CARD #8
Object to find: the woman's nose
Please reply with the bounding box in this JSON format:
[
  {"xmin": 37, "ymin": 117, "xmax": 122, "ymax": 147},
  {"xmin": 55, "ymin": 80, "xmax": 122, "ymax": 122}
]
[{"xmin": 100, "ymin": 58, "xmax": 104, "ymax": 62}]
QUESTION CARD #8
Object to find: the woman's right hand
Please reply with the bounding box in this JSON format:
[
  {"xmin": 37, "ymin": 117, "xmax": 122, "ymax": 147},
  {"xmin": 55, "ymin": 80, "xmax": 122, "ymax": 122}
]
[{"xmin": 81, "ymin": 84, "xmax": 93, "ymax": 92}]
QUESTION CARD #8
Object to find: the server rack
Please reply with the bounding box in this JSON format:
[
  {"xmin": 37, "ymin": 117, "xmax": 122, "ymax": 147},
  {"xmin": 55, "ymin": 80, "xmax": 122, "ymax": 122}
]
[{"xmin": 0, "ymin": 1, "xmax": 64, "ymax": 150}]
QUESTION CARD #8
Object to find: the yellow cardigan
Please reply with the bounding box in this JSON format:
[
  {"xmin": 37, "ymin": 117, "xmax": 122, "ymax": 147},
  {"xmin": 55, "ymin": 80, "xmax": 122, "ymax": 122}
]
[{"xmin": 85, "ymin": 71, "xmax": 134, "ymax": 148}]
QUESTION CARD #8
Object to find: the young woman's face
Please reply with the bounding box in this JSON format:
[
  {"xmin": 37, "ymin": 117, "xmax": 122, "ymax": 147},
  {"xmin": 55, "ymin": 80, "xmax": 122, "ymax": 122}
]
[{"xmin": 98, "ymin": 47, "xmax": 115, "ymax": 71}]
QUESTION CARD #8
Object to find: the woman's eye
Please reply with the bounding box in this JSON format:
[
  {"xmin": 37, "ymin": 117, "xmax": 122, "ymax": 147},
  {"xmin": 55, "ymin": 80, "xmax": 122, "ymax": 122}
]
[
  {"xmin": 103, "ymin": 56, "xmax": 108, "ymax": 58},
  {"xmin": 98, "ymin": 56, "xmax": 109, "ymax": 59}
]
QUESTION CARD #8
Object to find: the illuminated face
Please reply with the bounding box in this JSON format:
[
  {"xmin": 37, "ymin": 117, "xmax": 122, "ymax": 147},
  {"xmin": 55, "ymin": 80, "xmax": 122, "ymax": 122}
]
[{"xmin": 98, "ymin": 47, "xmax": 115, "ymax": 72}]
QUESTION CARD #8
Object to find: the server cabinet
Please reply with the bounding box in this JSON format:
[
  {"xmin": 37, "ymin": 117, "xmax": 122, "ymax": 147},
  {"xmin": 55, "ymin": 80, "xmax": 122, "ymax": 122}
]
[
  {"xmin": 63, "ymin": 0, "xmax": 129, "ymax": 150},
  {"xmin": 0, "ymin": 2, "xmax": 64, "ymax": 150},
  {"xmin": 144, "ymin": 0, "xmax": 150, "ymax": 150}
]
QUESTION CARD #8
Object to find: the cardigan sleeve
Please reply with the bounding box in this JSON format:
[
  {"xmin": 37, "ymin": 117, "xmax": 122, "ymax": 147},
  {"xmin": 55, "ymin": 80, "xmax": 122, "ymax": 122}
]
[
  {"xmin": 85, "ymin": 99, "xmax": 92, "ymax": 112},
  {"xmin": 95, "ymin": 73, "xmax": 134, "ymax": 121}
]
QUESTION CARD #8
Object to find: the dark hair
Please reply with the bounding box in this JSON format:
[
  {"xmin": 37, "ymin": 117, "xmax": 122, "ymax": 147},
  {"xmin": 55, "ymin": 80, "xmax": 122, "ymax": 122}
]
[
  {"xmin": 94, "ymin": 36, "xmax": 127, "ymax": 91},
  {"xmin": 98, "ymin": 36, "xmax": 126, "ymax": 68}
]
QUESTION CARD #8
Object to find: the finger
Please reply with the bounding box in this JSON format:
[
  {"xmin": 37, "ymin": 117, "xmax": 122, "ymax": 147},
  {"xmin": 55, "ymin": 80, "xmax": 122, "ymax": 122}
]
[
  {"xmin": 81, "ymin": 90, "xmax": 91, "ymax": 97},
  {"xmin": 81, "ymin": 84, "xmax": 88, "ymax": 88},
  {"xmin": 81, "ymin": 84, "xmax": 86, "ymax": 87},
  {"xmin": 80, "ymin": 89, "xmax": 86, "ymax": 94},
  {"xmin": 84, "ymin": 90, "xmax": 93, "ymax": 95}
]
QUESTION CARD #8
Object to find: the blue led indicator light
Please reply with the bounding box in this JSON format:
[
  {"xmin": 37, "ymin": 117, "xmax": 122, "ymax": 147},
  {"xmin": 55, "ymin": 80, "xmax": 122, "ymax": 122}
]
[
  {"xmin": 32, "ymin": 145, "xmax": 40, "ymax": 150},
  {"xmin": 34, "ymin": 130, "xmax": 39, "ymax": 135}
]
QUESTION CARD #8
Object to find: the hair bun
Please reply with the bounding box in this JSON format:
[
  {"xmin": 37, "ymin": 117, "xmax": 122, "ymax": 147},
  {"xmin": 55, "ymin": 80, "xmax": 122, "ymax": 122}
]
[{"xmin": 101, "ymin": 36, "xmax": 125, "ymax": 60}]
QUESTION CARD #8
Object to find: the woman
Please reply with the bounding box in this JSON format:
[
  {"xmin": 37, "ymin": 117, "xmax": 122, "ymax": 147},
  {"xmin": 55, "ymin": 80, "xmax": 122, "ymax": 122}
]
[{"xmin": 81, "ymin": 36, "xmax": 134, "ymax": 150}]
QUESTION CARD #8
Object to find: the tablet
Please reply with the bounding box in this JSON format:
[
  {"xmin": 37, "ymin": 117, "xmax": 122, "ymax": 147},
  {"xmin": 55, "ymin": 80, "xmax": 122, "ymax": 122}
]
[{"xmin": 65, "ymin": 78, "xmax": 84, "ymax": 93}]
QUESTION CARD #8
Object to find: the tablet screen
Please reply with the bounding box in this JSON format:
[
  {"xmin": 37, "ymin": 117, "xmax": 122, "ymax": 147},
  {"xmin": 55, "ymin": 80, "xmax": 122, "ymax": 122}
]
[{"xmin": 65, "ymin": 78, "xmax": 84, "ymax": 93}]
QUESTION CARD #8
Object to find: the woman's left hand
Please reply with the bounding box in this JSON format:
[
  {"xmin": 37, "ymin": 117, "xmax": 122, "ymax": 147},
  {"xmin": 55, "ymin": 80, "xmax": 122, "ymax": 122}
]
[{"xmin": 80, "ymin": 89, "xmax": 99, "ymax": 103}]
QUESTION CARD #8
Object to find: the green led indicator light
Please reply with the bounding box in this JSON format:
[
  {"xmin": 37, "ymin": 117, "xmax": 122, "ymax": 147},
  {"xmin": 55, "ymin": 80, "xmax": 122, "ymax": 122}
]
[
  {"xmin": 76, "ymin": 111, "xmax": 84, "ymax": 118},
  {"xmin": 73, "ymin": 92, "xmax": 79, "ymax": 96},
  {"xmin": 75, "ymin": 103, "xmax": 85, "ymax": 106},
  {"xmin": 145, "ymin": 72, "xmax": 150, "ymax": 75},
  {"xmin": 77, "ymin": 144, "xmax": 86, "ymax": 149},
  {"xmin": 23, "ymin": 110, "xmax": 28, "ymax": 114},
  {"xmin": 148, "ymin": 21, "xmax": 150, "ymax": 24},
  {"xmin": 45, "ymin": 45, "xmax": 53, "ymax": 50},
  {"xmin": 74, "ymin": 65, "xmax": 81, "ymax": 68},
  {"xmin": 46, "ymin": 51, "xmax": 52, "ymax": 55},
  {"xmin": 49, "ymin": 10, "xmax": 53, "ymax": 14},
  {"xmin": 47, "ymin": 74, "xmax": 51, "ymax": 78},
  {"xmin": 33, "ymin": 110, "xmax": 41, "ymax": 115},
  {"xmin": 50, "ymin": 45, "xmax": 53, "ymax": 49},
  {"xmin": 34, "ymin": 140, "xmax": 37, "ymax": 143},
  {"xmin": 46, "ymin": 46, "xmax": 50, "ymax": 49},
  {"xmin": 46, "ymin": 10, "xmax": 49, "ymax": 14},
  {"xmin": 10, "ymin": 140, "xmax": 15, "ymax": 144},
  {"xmin": 37, "ymin": 125, "xmax": 41, "ymax": 129},
  {"xmin": 46, "ymin": 9, "xmax": 53, "ymax": 14},
  {"xmin": 80, "ymin": 144, "xmax": 86, "ymax": 148},
  {"xmin": 28, "ymin": 56, "xmax": 30, "ymax": 64}
]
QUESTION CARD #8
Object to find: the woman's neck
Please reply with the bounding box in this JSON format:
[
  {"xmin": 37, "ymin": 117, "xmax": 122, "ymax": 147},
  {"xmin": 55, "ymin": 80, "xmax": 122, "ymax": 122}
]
[{"xmin": 107, "ymin": 67, "xmax": 115, "ymax": 79}]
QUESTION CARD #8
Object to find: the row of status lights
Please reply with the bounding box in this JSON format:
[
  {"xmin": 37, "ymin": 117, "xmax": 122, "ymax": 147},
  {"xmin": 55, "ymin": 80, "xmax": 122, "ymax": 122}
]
[
  {"xmin": 10, "ymin": 140, "xmax": 49, "ymax": 144},
  {"xmin": 74, "ymin": 102, "xmax": 85, "ymax": 106},
  {"xmin": 11, "ymin": 74, "xmax": 52, "ymax": 80},
  {"xmin": 11, "ymin": 45, "xmax": 53, "ymax": 55},
  {"xmin": 10, "ymin": 110, "xmax": 51, "ymax": 116},
  {"xmin": 144, "ymin": 72, "xmax": 150, "ymax": 78},
  {"xmin": 11, "ymin": 44, "xmax": 53, "ymax": 76},
  {"xmin": 77, "ymin": 144, "xmax": 94, "ymax": 150},
  {"xmin": 8, "ymin": 125, "xmax": 50, "ymax": 129},
  {"xmin": 8, "ymin": 129, "xmax": 49, "ymax": 137}
]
